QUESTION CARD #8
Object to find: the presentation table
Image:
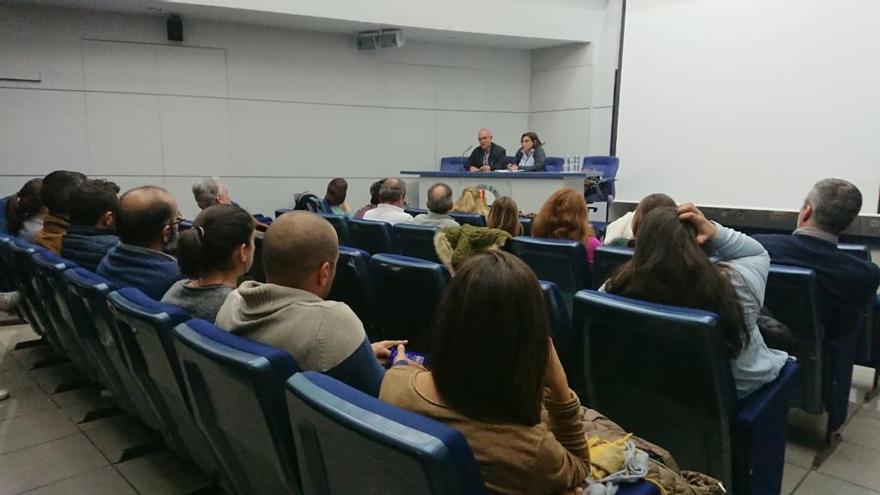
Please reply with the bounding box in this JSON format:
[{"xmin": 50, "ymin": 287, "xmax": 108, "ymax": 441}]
[{"xmin": 400, "ymin": 170, "xmax": 597, "ymax": 214}]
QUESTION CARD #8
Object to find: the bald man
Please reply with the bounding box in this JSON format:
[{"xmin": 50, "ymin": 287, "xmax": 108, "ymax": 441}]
[
  {"xmin": 96, "ymin": 186, "xmax": 183, "ymax": 300},
  {"xmin": 467, "ymin": 128, "xmax": 507, "ymax": 172},
  {"xmin": 215, "ymin": 211, "xmax": 404, "ymax": 397},
  {"xmin": 362, "ymin": 178, "xmax": 414, "ymax": 225}
]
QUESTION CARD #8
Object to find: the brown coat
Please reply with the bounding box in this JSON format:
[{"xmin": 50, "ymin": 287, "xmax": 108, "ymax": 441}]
[{"xmin": 32, "ymin": 213, "xmax": 69, "ymax": 255}]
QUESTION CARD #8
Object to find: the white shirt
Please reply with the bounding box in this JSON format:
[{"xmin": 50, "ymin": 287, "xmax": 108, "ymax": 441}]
[
  {"xmin": 519, "ymin": 150, "xmax": 535, "ymax": 169},
  {"xmin": 362, "ymin": 203, "xmax": 414, "ymax": 225}
]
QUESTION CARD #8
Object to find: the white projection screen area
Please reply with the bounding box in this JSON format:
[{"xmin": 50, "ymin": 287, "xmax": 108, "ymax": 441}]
[{"xmin": 615, "ymin": 0, "xmax": 880, "ymax": 213}]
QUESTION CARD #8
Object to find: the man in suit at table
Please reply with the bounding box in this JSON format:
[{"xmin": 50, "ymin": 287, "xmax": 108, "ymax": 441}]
[{"xmin": 467, "ymin": 128, "xmax": 507, "ymax": 172}]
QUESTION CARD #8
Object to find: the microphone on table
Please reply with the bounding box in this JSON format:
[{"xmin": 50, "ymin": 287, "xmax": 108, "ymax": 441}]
[{"xmin": 461, "ymin": 145, "xmax": 473, "ymax": 157}]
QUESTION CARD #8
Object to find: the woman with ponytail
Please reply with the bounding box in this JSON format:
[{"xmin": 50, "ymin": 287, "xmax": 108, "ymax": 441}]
[{"xmin": 161, "ymin": 204, "xmax": 255, "ymax": 321}]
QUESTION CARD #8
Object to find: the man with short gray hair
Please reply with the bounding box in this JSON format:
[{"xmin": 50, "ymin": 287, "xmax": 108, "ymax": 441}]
[
  {"xmin": 192, "ymin": 177, "xmax": 231, "ymax": 210},
  {"xmin": 413, "ymin": 183, "xmax": 459, "ymax": 228},
  {"xmin": 754, "ymin": 178, "xmax": 879, "ymax": 337},
  {"xmin": 362, "ymin": 178, "xmax": 414, "ymax": 225}
]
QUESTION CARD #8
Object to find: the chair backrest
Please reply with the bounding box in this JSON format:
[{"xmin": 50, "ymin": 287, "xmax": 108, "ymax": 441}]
[
  {"xmin": 106, "ymin": 288, "xmax": 220, "ymax": 473},
  {"xmin": 172, "ymin": 319, "xmax": 302, "ymax": 495},
  {"xmin": 764, "ymin": 264, "xmax": 824, "ymax": 414},
  {"xmin": 519, "ymin": 217, "xmax": 532, "ymax": 236},
  {"xmin": 574, "ymin": 290, "xmax": 736, "ymax": 488},
  {"xmin": 275, "ymin": 208, "xmax": 292, "ymax": 218},
  {"xmin": 592, "ymin": 245, "xmax": 634, "ymax": 289},
  {"xmin": 286, "ymin": 371, "xmax": 488, "ymax": 495},
  {"xmin": 584, "ymin": 155, "xmax": 620, "ymax": 199},
  {"xmin": 440, "ymin": 157, "xmax": 465, "ymax": 172},
  {"xmin": 9, "ymin": 240, "xmax": 55, "ymax": 341},
  {"xmin": 0, "ymin": 235, "xmax": 17, "ymax": 292},
  {"xmin": 320, "ymin": 213, "xmax": 350, "ymax": 245},
  {"xmin": 404, "ymin": 207, "xmax": 429, "ymax": 217},
  {"xmin": 347, "ymin": 218, "xmax": 394, "ymax": 254},
  {"xmin": 327, "ymin": 246, "xmax": 376, "ymax": 335},
  {"xmin": 368, "ymin": 254, "xmax": 450, "ymax": 353},
  {"xmin": 838, "ymin": 244, "xmax": 874, "ymax": 364},
  {"xmin": 539, "ymin": 280, "xmax": 576, "ymax": 375},
  {"xmin": 394, "ymin": 224, "xmax": 441, "ymax": 263},
  {"xmin": 448, "ymin": 213, "xmax": 485, "ymax": 227},
  {"xmin": 544, "ymin": 156, "xmax": 564, "ymax": 172},
  {"xmin": 509, "ymin": 236, "xmax": 591, "ymax": 308},
  {"xmin": 838, "ymin": 243, "xmax": 871, "ymax": 261}
]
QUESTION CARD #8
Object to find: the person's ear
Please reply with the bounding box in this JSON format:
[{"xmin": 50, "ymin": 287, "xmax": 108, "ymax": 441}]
[
  {"xmin": 101, "ymin": 211, "xmax": 115, "ymax": 229},
  {"xmin": 798, "ymin": 202, "xmax": 813, "ymax": 226},
  {"xmin": 162, "ymin": 224, "xmax": 173, "ymax": 243},
  {"xmin": 318, "ymin": 261, "xmax": 332, "ymax": 287}
]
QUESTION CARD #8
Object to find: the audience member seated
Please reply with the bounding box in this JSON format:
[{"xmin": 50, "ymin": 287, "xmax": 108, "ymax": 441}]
[
  {"xmin": 451, "ymin": 186, "xmax": 489, "ymax": 216},
  {"xmin": 434, "ymin": 225, "xmax": 511, "ymax": 275},
  {"xmin": 604, "ymin": 193, "xmax": 676, "ymax": 247},
  {"xmin": 605, "ymin": 204, "xmax": 789, "ymax": 398},
  {"xmin": 362, "ymin": 178, "xmax": 414, "ymax": 225},
  {"xmin": 162, "ymin": 204, "xmax": 255, "ymax": 322},
  {"xmin": 754, "ymin": 179, "xmax": 880, "ymax": 336},
  {"xmin": 324, "ymin": 178, "xmax": 353, "ymax": 217},
  {"xmin": 192, "ymin": 177, "xmax": 232, "ymax": 210},
  {"xmin": 4, "ymin": 178, "xmax": 43, "ymax": 242},
  {"xmin": 97, "ymin": 186, "xmax": 183, "ymax": 300},
  {"xmin": 354, "ymin": 179, "xmax": 385, "ymax": 219},
  {"xmin": 467, "ymin": 128, "xmax": 507, "ymax": 172},
  {"xmin": 61, "ymin": 180, "xmax": 121, "ymax": 271},
  {"xmin": 412, "ymin": 183, "xmax": 459, "ymax": 228},
  {"xmin": 509, "ymin": 131, "xmax": 546, "ymax": 172},
  {"xmin": 486, "ymin": 196, "xmax": 523, "ymax": 237},
  {"xmin": 33, "ymin": 170, "xmax": 87, "ymax": 254},
  {"xmin": 532, "ymin": 188, "xmax": 602, "ymax": 265},
  {"xmin": 215, "ymin": 211, "xmax": 404, "ymax": 396},
  {"xmin": 0, "ymin": 178, "xmax": 44, "ymax": 311},
  {"xmin": 380, "ymin": 251, "xmax": 722, "ymax": 495}
]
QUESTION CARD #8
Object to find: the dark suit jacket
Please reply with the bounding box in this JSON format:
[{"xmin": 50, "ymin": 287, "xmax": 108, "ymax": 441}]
[
  {"xmin": 754, "ymin": 232, "xmax": 880, "ymax": 337},
  {"xmin": 513, "ymin": 146, "xmax": 546, "ymax": 172},
  {"xmin": 467, "ymin": 143, "xmax": 507, "ymax": 171}
]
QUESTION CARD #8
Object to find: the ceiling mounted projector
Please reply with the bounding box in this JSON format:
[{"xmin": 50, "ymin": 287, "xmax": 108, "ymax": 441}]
[{"xmin": 357, "ymin": 29, "xmax": 405, "ymax": 50}]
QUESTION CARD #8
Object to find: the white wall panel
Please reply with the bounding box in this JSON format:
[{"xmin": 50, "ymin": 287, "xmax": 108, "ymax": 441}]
[
  {"xmin": 83, "ymin": 40, "xmax": 157, "ymax": 93},
  {"xmin": 383, "ymin": 63, "xmax": 436, "ymax": 109},
  {"xmin": 529, "ymin": 109, "xmax": 590, "ymax": 158},
  {"xmin": 384, "ymin": 109, "xmax": 436, "ymax": 175},
  {"xmin": 224, "ymin": 47, "xmax": 301, "ymax": 101},
  {"xmin": 484, "ymin": 112, "xmax": 529, "ymax": 156},
  {"xmin": 85, "ymin": 92, "xmax": 162, "ymax": 176},
  {"xmin": 159, "ymin": 96, "xmax": 232, "ymax": 177},
  {"xmin": 0, "ymin": 89, "xmax": 88, "ymax": 175},
  {"xmin": 296, "ymin": 61, "xmax": 384, "ymax": 107},
  {"xmin": 435, "ymin": 67, "xmax": 485, "ymax": 111},
  {"xmin": 532, "ymin": 44, "xmax": 593, "ymax": 73},
  {"xmin": 157, "ymin": 45, "xmax": 228, "ymax": 97},
  {"xmin": 589, "ymin": 107, "xmax": 613, "ymax": 155},
  {"xmin": 530, "ymin": 65, "xmax": 593, "ymax": 112},
  {"xmin": 485, "ymin": 66, "xmax": 531, "ymax": 113},
  {"xmin": 435, "ymin": 111, "xmax": 485, "ymax": 159}
]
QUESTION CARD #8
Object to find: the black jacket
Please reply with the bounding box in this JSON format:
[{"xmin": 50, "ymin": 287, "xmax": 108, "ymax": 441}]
[
  {"xmin": 513, "ymin": 145, "xmax": 547, "ymax": 172},
  {"xmin": 61, "ymin": 225, "xmax": 120, "ymax": 272},
  {"xmin": 467, "ymin": 143, "xmax": 507, "ymax": 171}
]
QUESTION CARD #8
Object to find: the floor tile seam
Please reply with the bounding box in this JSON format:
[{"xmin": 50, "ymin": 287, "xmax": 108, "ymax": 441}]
[
  {"xmin": 0, "ymin": 431, "xmax": 83, "ymax": 458},
  {"xmin": 78, "ymin": 417, "xmax": 142, "ymax": 494},
  {"xmin": 14, "ymin": 464, "xmax": 111, "ymax": 495},
  {"xmin": 788, "ymin": 464, "xmax": 811, "ymax": 495},
  {"xmin": 0, "ymin": 401, "xmax": 68, "ymax": 428},
  {"xmin": 809, "ymin": 470, "xmax": 880, "ymax": 494}
]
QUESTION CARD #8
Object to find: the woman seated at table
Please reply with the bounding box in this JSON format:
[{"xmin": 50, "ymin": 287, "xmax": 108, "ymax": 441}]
[
  {"xmin": 380, "ymin": 251, "xmax": 723, "ymax": 495},
  {"xmin": 452, "ymin": 186, "xmax": 490, "ymax": 216},
  {"xmin": 532, "ymin": 188, "xmax": 602, "ymax": 266},
  {"xmin": 509, "ymin": 131, "xmax": 546, "ymax": 172}
]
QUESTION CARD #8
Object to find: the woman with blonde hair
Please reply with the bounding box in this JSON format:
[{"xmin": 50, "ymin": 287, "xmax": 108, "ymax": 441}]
[
  {"xmin": 532, "ymin": 188, "xmax": 601, "ymax": 265},
  {"xmin": 487, "ymin": 196, "xmax": 523, "ymax": 237},
  {"xmin": 452, "ymin": 187, "xmax": 489, "ymax": 216}
]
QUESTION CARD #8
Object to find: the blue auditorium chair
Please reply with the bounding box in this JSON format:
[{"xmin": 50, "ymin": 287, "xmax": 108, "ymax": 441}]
[
  {"xmin": 347, "ymin": 218, "xmax": 394, "ymax": 254},
  {"xmin": 583, "ymin": 156, "xmax": 619, "ymax": 204},
  {"xmin": 764, "ymin": 264, "xmax": 861, "ymax": 443},
  {"xmin": 0, "ymin": 235, "xmax": 17, "ymax": 293},
  {"xmin": 539, "ymin": 281, "xmax": 577, "ymax": 389},
  {"xmin": 838, "ymin": 244, "xmax": 877, "ymax": 370},
  {"xmin": 519, "ymin": 217, "xmax": 532, "ymax": 236},
  {"xmin": 394, "ymin": 223, "xmax": 440, "ymax": 262},
  {"xmin": 544, "ymin": 156, "xmax": 564, "ymax": 172},
  {"xmin": 172, "ymin": 319, "xmax": 301, "ymax": 495},
  {"xmin": 64, "ymin": 268, "xmax": 163, "ymax": 427},
  {"xmin": 574, "ymin": 290, "xmax": 800, "ymax": 494},
  {"xmin": 368, "ymin": 254, "xmax": 450, "ymax": 353},
  {"xmin": 449, "ymin": 212, "xmax": 485, "ymax": 227},
  {"xmin": 592, "ymin": 245, "xmax": 634, "ymax": 289},
  {"xmin": 320, "ymin": 213, "xmax": 350, "ymax": 245},
  {"xmin": 9, "ymin": 240, "xmax": 56, "ymax": 345},
  {"xmin": 107, "ymin": 288, "xmax": 219, "ymax": 477},
  {"xmin": 404, "ymin": 207, "xmax": 429, "ymax": 217},
  {"xmin": 327, "ymin": 246, "xmax": 376, "ymax": 336},
  {"xmin": 509, "ymin": 237, "xmax": 591, "ymax": 308},
  {"xmin": 31, "ymin": 251, "xmax": 96, "ymax": 379},
  {"xmin": 275, "ymin": 208, "xmax": 291, "ymax": 218},
  {"xmin": 286, "ymin": 371, "xmax": 488, "ymax": 495},
  {"xmin": 440, "ymin": 156, "xmax": 465, "ymax": 172}
]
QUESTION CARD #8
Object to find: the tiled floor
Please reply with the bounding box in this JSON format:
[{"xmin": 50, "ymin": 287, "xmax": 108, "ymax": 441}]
[{"xmin": 2, "ymin": 319, "xmax": 880, "ymax": 494}]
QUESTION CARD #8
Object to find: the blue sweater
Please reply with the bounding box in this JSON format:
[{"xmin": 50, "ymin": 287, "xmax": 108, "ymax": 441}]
[
  {"xmin": 754, "ymin": 231, "xmax": 880, "ymax": 337},
  {"xmin": 61, "ymin": 226, "xmax": 119, "ymax": 272},
  {"xmin": 97, "ymin": 243, "xmax": 183, "ymax": 300}
]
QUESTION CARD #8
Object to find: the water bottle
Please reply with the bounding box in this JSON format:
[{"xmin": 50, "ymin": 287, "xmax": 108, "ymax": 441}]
[
  {"xmin": 574, "ymin": 155, "xmax": 581, "ymax": 172},
  {"xmin": 564, "ymin": 155, "xmax": 572, "ymax": 173}
]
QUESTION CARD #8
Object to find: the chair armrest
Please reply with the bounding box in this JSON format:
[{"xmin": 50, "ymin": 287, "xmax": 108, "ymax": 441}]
[
  {"xmin": 617, "ymin": 480, "xmax": 661, "ymax": 495},
  {"xmin": 734, "ymin": 360, "xmax": 801, "ymax": 495}
]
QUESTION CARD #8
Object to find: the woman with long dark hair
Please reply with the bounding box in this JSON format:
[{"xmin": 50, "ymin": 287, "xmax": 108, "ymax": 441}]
[
  {"xmin": 381, "ymin": 250, "xmax": 722, "ymax": 495},
  {"xmin": 605, "ymin": 204, "xmax": 789, "ymax": 397},
  {"xmin": 5, "ymin": 178, "xmax": 44, "ymax": 241},
  {"xmin": 161, "ymin": 204, "xmax": 255, "ymax": 321},
  {"xmin": 510, "ymin": 131, "xmax": 546, "ymax": 172}
]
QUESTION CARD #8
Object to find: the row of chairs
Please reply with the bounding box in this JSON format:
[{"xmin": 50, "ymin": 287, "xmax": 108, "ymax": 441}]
[
  {"xmin": 0, "ymin": 235, "xmax": 529, "ymax": 495},
  {"xmin": 323, "ymin": 243, "xmax": 801, "ymax": 493}
]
